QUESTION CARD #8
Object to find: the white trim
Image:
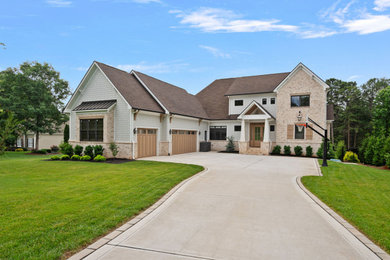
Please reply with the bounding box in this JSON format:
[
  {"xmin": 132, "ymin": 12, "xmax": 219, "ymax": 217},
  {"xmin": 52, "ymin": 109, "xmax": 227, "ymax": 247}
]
[
  {"xmin": 131, "ymin": 71, "xmax": 169, "ymax": 114},
  {"xmin": 237, "ymin": 100, "xmax": 273, "ymax": 119},
  {"xmin": 274, "ymin": 63, "xmax": 329, "ymax": 93},
  {"xmin": 64, "ymin": 62, "xmax": 96, "ymax": 113}
]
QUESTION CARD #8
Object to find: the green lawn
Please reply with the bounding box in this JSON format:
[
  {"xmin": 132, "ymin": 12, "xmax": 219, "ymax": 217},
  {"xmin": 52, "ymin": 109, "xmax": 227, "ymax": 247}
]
[
  {"xmin": 302, "ymin": 161, "xmax": 390, "ymax": 253},
  {"xmin": 0, "ymin": 152, "xmax": 203, "ymax": 259}
]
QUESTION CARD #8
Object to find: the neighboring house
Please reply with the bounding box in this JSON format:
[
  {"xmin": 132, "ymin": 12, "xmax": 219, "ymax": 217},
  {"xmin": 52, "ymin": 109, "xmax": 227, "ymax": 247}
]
[
  {"xmin": 17, "ymin": 131, "xmax": 64, "ymax": 150},
  {"xmin": 64, "ymin": 61, "xmax": 334, "ymax": 159}
]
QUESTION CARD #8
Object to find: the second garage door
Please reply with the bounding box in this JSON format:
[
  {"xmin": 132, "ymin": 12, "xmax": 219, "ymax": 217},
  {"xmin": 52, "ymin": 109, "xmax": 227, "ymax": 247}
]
[
  {"xmin": 172, "ymin": 130, "xmax": 197, "ymax": 155},
  {"xmin": 137, "ymin": 128, "xmax": 157, "ymax": 158}
]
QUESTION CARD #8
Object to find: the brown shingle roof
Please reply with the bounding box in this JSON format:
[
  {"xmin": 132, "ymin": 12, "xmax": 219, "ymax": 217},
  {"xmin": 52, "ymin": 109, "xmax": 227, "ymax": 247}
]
[
  {"xmin": 96, "ymin": 62, "xmax": 164, "ymax": 114},
  {"xmin": 73, "ymin": 99, "xmax": 116, "ymax": 111},
  {"xmin": 196, "ymin": 78, "xmax": 235, "ymax": 120},
  {"xmin": 134, "ymin": 71, "xmax": 209, "ymax": 119},
  {"xmin": 224, "ymin": 73, "xmax": 290, "ymax": 96}
]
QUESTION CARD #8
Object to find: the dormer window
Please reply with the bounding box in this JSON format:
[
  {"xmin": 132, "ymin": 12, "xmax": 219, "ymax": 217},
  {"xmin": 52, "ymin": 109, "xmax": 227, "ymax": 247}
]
[
  {"xmin": 262, "ymin": 98, "xmax": 267, "ymax": 105},
  {"xmin": 235, "ymin": 100, "xmax": 243, "ymax": 106}
]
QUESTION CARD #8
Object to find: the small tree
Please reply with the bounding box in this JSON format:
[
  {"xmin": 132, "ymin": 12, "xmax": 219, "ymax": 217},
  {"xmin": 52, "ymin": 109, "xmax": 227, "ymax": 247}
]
[
  {"xmin": 0, "ymin": 110, "xmax": 21, "ymax": 155},
  {"xmin": 225, "ymin": 136, "xmax": 235, "ymax": 152},
  {"xmin": 109, "ymin": 142, "xmax": 119, "ymax": 158},
  {"xmin": 64, "ymin": 124, "xmax": 69, "ymax": 143}
]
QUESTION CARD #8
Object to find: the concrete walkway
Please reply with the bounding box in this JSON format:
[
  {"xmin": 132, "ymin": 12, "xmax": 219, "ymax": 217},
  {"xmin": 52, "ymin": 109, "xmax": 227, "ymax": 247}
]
[{"xmin": 84, "ymin": 152, "xmax": 379, "ymax": 260}]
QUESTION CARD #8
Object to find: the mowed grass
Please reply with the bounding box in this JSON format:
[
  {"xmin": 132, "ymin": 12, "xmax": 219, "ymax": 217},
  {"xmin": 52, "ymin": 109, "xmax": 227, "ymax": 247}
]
[
  {"xmin": 0, "ymin": 152, "xmax": 203, "ymax": 259},
  {"xmin": 302, "ymin": 161, "xmax": 390, "ymax": 253}
]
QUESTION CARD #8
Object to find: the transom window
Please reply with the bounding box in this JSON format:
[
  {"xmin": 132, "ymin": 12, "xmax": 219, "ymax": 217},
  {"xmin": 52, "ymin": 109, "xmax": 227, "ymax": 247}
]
[
  {"xmin": 210, "ymin": 126, "xmax": 227, "ymax": 140},
  {"xmin": 235, "ymin": 100, "xmax": 243, "ymax": 106},
  {"xmin": 270, "ymin": 98, "xmax": 276, "ymax": 104},
  {"xmin": 291, "ymin": 95, "xmax": 310, "ymax": 107},
  {"xmin": 295, "ymin": 124, "xmax": 305, "ymax": 139},
  {"xmin": 80, "ymin": 119, "xmax": 103, "ymax": 141},
  {"xmin": 262, "ymin": 98, "xmax": 267, "ymax": 105}
]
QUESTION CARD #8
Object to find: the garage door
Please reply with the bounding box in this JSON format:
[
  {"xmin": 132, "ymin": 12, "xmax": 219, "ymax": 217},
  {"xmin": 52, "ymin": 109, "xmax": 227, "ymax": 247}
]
[
  {"xmin": 172, "ymin": 130, "xmax": 197, "ymax": 155},
  {"xmin": 137, "ymin": 128, "xmax": 157, "ymax": 158}
]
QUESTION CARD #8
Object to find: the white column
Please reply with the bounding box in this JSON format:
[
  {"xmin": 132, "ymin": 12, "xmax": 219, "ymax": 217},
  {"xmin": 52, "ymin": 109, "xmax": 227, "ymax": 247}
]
[
  {"xmin": 240, "ymin": 119, "xmax": 246, "ymax": 142},
  {"xmin": 263, "ymin": 118, "xmax": 270, "ymax": 142}
]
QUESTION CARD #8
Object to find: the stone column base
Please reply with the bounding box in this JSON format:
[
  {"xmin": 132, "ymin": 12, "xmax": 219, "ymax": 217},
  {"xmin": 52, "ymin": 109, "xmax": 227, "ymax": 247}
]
[
  {"xmin": 159, "ymin": 141, "xmax": 169, "ymax": 156},
  {"xmin": 260, "ymin": 142, "xmax": 271, "ymax": 155},
  {"xmin": 239, "ymin": 141, "xmax": 249, "ymax": 154}
]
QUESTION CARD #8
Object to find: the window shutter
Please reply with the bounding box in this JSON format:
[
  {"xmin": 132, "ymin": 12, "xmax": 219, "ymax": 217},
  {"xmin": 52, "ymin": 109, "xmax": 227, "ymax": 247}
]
[
  {"xmin": 306, "ymin": 124, "xmax": 313, "ymax": 140},
  {"xmin": 287, "ymin": 125, "xmax": 294, "ymax": 139}
]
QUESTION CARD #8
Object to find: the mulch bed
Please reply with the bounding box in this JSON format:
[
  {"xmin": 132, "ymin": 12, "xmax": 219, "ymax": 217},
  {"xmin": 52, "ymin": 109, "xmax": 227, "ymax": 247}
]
[{"xmin": 43, "ymin": 158, "xmax": 135, "ymax": 164}]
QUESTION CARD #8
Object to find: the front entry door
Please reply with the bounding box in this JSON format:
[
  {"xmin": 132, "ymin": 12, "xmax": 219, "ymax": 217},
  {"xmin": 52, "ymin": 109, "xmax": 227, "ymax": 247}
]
[{"xmin": 250, "ymin": 123, "xmax": 264, "ymax": 147}]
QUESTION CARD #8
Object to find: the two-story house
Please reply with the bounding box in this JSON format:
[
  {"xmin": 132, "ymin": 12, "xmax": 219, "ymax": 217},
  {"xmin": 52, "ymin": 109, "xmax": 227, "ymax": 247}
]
[{"xmin": 64, "ymin": 61, "xmax": 333, "ymax": 159}]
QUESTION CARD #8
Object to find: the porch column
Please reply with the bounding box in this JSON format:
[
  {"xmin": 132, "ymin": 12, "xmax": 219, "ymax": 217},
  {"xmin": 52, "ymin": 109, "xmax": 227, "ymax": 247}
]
[
  {"xmin": 263, "ymin": 118, "xmax": 270, "ymax": 142},
  {"xmin": 240, "ymin": 119, "xmax": 246, "ymax": 142}
]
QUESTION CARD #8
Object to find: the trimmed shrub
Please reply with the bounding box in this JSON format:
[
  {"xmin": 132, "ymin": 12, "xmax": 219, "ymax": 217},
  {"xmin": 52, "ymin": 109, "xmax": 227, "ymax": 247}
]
[
  {"xmin": 109, "ymin": 142, "xmax": 119, "ymax": 158},
  {"xmin": 294, "ymin": 146, "xmax": 303, "ymax": 156},
  {"xmin": 33, "ymin": 149, "xmax": 47, "ymax": 154},
  {"xmin": 84, "ymin": 145, "xmax": 94, "ymax": 158},
  {"xmin": 316, "ymin": 141, "xmax": 335, "ymax": 159},
  {"xmin": 59, "ymin": 142, "xmax": 73, "ymax": 157},
  {"xmin": 80, "ymin": 155, "xmax": 91, "ymax": 161},
  {"xmin": 71, "ymin": 155, "xmax": 81, "ymax": 161},
  {"xmin": 50, "ymin": 155, "xmax": 60, "ymax": 160},
  {"xmin": 271, "ymin": 145, "xmax": 281, "ymax": 155},
  {"xmin": 335, "ymin": 140, "xmax": 346, "ymax": 161},
  {"xmin": 93, "ymin": 155, "xmax": 106, "ymax": 162},
  {"xmin": 306, "ymin": 146, "xmax": 313, "ymax": 157},
  {"xmin": 225, "ymin": 136, "xmax": 235, "ymax": 152},
  {"xmin": 60, "ymin": 154, "xmax": 70, "ymax": 160},
  {"xmin": 385, "ymin": 153, "xmax": 390, "ymax": 168},
  {"xmin": 74, "ymin": 145, "xmax": 83, "ymax": 156},
  {"xmin": 93, "ymin": 145, "xmax": 104, "ymax": 157},
  {"xmin": 283, "ymin": 145, "xmax": 291, "ymax": 155},
  {"xmin": 15, "ymin": 148, "xmax": 24, "ymax": 152},
  {"xmin": 343, "ymin": 151, "xmax": 360, "ymax": 163},
  {"xmin": 50, "ymin": 145, "xmax": 59, "ymax": 152}
]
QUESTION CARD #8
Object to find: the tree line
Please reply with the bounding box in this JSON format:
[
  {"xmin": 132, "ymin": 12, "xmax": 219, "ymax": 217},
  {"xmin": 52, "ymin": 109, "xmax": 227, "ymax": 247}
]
[{"xmin": 0, "ymin": 62, "xmax": 70, "ymax": 153}]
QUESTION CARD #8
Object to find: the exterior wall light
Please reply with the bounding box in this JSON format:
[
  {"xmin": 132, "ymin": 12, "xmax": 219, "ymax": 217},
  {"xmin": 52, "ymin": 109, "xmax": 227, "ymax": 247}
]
[
  {"xmin": 169, "ymin": 129, "xmax": 172, "ymax": 135},
  {"xmin": 133, "ymin": 128, "xmax": 137, "ymax": 134},
  {"xmin": 297, "ymin": 111, "xmax": 302, "ymax": 121}
]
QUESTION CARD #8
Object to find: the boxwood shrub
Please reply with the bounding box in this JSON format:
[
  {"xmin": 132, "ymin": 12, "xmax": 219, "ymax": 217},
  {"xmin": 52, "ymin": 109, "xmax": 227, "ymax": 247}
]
[
  {"xmin": 283, "ymin": 145, "xmax": 291, "ymax": 155},
  {"xmin": 306, "ymin": 146, "xmax": 313, "ymax": 157},
  {"xmin": 71, "ymin": 155, "xmax": 81, "ymax": 161},
  {"xmin": 60, "ymin": 154, "xmax": 70, "ymax": 160},
  {"xmin": 271, "ymin": 145, "xmax": 281, "ymax": 155},
  {"xmin": 294, "ymin": 146, "xmax": 303, "ymax": 156},
  {"xmin": 80, "ymin": 155, "xmax": 91, "ymax": 161},
  {"xmin": 50, "ymin": 155, "xmax": 60, "ymax": 160},
  {"xmin": 93, "ymin": 155, "xmax": 106, "ymax": 162}
]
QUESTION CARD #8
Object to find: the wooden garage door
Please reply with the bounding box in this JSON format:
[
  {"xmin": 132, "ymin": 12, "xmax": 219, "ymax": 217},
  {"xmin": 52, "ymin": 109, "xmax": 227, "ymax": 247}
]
[
  {"xmin": 137, "ymin": 128, "xmax": 157, "ymax": 158},
  {"xmin": 172, "ymin": 130, "xmax": 197, "ymax": 155}
]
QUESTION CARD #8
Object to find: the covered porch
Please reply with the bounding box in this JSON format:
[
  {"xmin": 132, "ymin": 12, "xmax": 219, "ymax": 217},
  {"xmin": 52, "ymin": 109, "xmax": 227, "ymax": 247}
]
[{"xmin": 237, "ymin": 101, "xmax": 275, "ymax": 155}]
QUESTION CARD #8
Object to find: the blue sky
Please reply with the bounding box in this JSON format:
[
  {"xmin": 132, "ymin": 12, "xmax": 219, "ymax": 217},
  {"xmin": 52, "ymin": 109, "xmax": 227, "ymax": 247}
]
[{"xmin": 1, "ymin": 0, "xmax": 390, "ymax": 94}]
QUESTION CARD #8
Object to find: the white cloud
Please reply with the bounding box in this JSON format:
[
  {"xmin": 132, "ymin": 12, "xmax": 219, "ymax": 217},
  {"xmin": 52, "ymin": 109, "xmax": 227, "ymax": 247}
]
[
  {"xmin": 46, "ymin": 0, "xmax": 72, "ymax": 7},
  {"xmin": 172, "ymin": 8, "xmax": 298, "ymax": 33},
  {"xmin": 299, "ymin": 30, "xmax": 338, "ymax": 39},
  {"xmin": 374, "ymin": 0, "xmax": 390, "ymax": 11},
  {"xmin": 74, "ymin": 66, "xmax": 88, "ymax": 71},
  {"xmin": 347, "ymin": 75, "xmax": 361, "ymax": 81},
  {"xmin": 199, "ymin": 45, "xmax": 231, "ymax": 58},
  {"xmin": 117, "ymin": 61, "xmax": 188, "ymax": 74},
  {"xmin": 342, "ymin": 13, "xmax": 390, "ymax": 34}
]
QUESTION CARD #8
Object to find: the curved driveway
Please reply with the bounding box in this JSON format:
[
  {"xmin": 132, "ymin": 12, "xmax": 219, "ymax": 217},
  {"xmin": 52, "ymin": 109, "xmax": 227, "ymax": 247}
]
[{"xmin": 85, "ymin": 152, "xmax": 378, "ymax": 260}]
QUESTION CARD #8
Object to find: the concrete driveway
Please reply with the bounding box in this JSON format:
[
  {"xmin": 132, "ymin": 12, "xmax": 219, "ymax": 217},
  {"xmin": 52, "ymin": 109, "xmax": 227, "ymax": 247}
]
[{"xmin": 84, "ymin": 152, "xmax": 378, "ymax": 260}]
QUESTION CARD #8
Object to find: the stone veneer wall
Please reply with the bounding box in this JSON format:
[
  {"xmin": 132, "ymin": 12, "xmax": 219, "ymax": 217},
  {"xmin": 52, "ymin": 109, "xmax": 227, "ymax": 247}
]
[
  {"xmin": 210, "ymin": 140, "xmax": 239, "ymax": 151},
  {"xmin": 275, "ymin": 68, "xmax": 326, "ymax": 155},
  {"xmin": 159, "ymin": 141, "xmax": 169, "ymax": 156},
  {"xmin": 69, "ymin": 141, "xmax": 133, "ymax": 159}
]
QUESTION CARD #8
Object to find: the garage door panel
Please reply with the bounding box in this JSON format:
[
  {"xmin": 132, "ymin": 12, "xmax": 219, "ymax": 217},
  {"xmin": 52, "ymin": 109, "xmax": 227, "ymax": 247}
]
[
  {"xmin": 137, "ymin": 128, "xmax": 156, "ymax": 158},
  {"xmin": 172, "ymin": 130, "xmax": 196, "ymax": 155}
]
